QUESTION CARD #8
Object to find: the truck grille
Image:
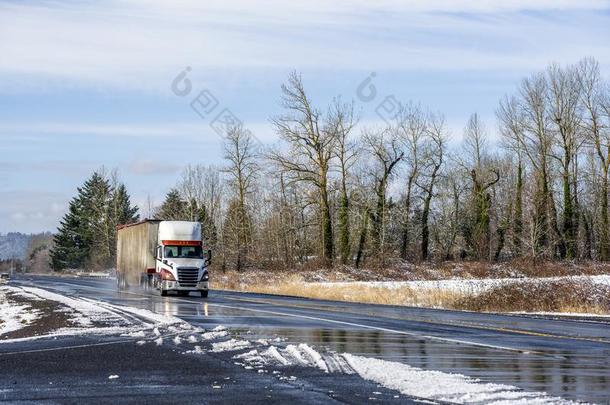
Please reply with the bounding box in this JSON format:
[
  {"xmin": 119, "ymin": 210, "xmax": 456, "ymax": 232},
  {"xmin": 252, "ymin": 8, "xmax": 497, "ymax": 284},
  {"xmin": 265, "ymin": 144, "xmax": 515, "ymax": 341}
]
[{"xmin": 177, "ymin": 267, "xmax": 199, "ymax": 287}]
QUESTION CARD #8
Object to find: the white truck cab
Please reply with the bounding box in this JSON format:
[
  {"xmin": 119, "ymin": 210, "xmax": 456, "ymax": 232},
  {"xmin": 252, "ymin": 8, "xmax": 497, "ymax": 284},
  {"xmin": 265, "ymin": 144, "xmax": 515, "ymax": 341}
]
[{"xmin": 154, "ymin": 221, "xmax": 210, "ymax": 297}]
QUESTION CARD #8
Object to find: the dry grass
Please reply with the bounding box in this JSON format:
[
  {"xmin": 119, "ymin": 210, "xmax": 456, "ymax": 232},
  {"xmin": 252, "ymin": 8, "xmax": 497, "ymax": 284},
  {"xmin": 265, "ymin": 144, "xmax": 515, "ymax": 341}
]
[
  {"xmin": 215, "ymin": 272, "xmax": 464, "ymax": 308},
  {"xmin": 213, "ymin": 270, "xmax": 610, "ymax": 314},
  {"xmin": 456, "ymin": 279, "xmax": 610, "ymax": 314}
]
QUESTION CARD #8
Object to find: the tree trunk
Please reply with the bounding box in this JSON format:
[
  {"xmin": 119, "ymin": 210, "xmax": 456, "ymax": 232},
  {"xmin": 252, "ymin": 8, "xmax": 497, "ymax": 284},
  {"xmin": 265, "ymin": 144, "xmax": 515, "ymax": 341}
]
[
  {"xmin": 513, "ymin": 161, "xmax": 523, "ymax": 255},
  {"xmin": 421, "ymin": 164, "xmax": 441, "ymax": 261},
  {"xmin": 399, "ymin": 174, "xmax": 416, "ymax": 260},
  {"xmin": 600, "ymin": 167, "xmax": 609, "ymax": 260},
  {"xmin": 354, "ymin": 208, "xmax": 369, "ymax": 268},
  {"xmin": 319, "ymin": 177, "xmax": 334, "ymax": 265},
  {"xmin": 562, "ymin": 153, "xmax": 575, "ymax": 259},
  {"xmin": 338, "ymin": 184, "xmax": 350, "ymax": 265}
]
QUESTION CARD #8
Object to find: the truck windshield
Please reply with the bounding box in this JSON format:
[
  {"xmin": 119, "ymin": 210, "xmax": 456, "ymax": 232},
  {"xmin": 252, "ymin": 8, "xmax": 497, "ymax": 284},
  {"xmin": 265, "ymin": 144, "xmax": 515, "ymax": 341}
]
[{"xmin": 164, "ymin": 245, "xmax": 203, "ymax": 259}]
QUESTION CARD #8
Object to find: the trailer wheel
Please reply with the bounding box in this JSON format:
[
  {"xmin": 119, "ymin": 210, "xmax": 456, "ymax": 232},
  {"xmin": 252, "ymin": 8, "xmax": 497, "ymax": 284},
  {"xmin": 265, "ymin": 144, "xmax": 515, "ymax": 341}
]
[{"xmin": 200, "ymin": 290, "xmax": 208, "ymax": 298}]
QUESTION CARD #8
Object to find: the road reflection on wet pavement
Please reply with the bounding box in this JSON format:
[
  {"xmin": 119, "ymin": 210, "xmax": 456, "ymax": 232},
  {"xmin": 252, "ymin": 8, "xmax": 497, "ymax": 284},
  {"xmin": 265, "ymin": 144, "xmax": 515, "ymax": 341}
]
[{"xmin": 15, "ymin": 275, "xmax": 610, "ymax": 403}]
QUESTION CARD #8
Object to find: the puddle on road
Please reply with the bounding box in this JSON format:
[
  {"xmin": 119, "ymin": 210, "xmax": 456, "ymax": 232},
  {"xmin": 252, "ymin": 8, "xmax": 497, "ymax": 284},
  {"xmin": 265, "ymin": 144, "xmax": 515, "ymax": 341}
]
[
  {"xmin": 133, "ymin": 297, "xmax": 610, "ymax": 403},
  {"xmin": 224, "ymin": 326, "xmax": 610, "ymax": 404}
]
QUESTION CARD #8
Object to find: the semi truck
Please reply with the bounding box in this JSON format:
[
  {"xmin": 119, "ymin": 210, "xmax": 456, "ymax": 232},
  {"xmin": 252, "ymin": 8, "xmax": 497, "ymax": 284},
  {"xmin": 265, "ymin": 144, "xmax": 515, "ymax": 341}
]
[{"xmin": 116, "ymin": 220, "xmax": 211, "ymax": 297}]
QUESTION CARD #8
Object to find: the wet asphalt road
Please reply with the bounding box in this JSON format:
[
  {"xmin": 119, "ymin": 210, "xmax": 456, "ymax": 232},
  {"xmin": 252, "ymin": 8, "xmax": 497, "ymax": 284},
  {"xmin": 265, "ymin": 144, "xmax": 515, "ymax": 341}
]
[{"xmin": 5, "ymin": 275, "xmax": 610, "ymax": 404}]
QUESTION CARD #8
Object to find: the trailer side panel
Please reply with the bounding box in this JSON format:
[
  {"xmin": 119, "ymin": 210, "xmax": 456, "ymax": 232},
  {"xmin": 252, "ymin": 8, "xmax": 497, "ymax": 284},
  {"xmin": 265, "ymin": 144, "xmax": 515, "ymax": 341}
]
[{"xmin": 117, "ymin": 220, "xmax": 160, "ymax": 289}]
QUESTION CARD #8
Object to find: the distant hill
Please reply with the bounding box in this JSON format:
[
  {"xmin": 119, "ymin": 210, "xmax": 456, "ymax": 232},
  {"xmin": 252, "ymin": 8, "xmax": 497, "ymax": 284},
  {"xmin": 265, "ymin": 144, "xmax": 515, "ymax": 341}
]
[{"xmin": 0, "ymin": 233, "xmax": 32, "ymax": 260}]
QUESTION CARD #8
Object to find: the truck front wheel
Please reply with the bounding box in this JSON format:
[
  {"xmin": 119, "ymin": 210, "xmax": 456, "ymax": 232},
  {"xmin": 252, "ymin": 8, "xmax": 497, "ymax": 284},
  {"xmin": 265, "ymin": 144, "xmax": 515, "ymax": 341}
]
[
  {"xmin": 200, "ymin": 290, "xmax": 208, "ymax": 298},
  {"xmin": 160, "ymin": 289, "xmax": 167, "ymax": 297}
]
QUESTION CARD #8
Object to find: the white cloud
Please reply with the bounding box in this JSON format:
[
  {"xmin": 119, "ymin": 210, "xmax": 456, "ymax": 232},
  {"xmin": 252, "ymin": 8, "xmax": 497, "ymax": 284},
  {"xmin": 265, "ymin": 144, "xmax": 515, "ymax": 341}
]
[
  {"xmin": 0, "ymin": 122, "xmax": 206, "ymax": 138},
  {"xmin": 128, "ymin": 159, "xmax": 181, "ymax": 175},
  {"xmin": 1, "ymin": 1, "xmax": 608, "ymax": 91},
  {"xmin": 0, "ymin": 191, "xmax": 68, "ymax": 233}
]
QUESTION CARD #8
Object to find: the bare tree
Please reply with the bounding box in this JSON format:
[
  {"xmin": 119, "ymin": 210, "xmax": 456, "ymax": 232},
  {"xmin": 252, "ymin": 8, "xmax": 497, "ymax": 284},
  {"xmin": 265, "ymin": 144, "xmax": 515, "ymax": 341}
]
[
  {"xmin": 546, "ymin": 63, "xmax": 583, "ymax": 259},
  {"xmin": 418, "ymin": 113, "xmax": 446, "ymax": 261},
  {"xmin": 331, "ymin": 100, "xmax": 358, "ymax": 265},
  {"xmin": 397, "ymin": 103, "xmax": 426, "ymax": 259},
  {"xmin": 270, "ymin": 72, "xmax": 340, "ymax": 265},
  {"xmin": 363, "ymin": 128, "xmax": 404, "ymax": 261},
  {"xmin": 222, "ymin": 124, "xmax": 259, "ymax": 271},
  {"xmin": 577, "ymin": 57, "xmax": 610, "ymax": 260}
]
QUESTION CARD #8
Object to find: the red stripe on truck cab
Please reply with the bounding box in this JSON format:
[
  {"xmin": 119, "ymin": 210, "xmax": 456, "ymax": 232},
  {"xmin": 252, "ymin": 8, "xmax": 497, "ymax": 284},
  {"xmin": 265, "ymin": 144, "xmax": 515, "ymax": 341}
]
[{"xmin": 161, "ymin": 240, "xmax": 202, "ymax": 246}]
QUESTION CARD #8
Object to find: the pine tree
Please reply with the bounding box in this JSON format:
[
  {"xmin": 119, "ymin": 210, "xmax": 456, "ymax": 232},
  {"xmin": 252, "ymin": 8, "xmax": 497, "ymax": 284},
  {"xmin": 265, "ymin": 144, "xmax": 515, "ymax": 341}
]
[
  {"xmin": 50, "ymin": 171, "xmax": 139, "ymax": 271},
  {"xmin": 50, "ymin": 197, "xmax": 88, "ymax": 271},
  {"xmin": 108, "ymin": 183, "xmax": 140, "ymax": 263},
  {"xmin": 112, "ymin": 184, "xmax": 139, "ymax": 226},
  {"xmin": 78, "ymin": 172, "xmax": 112, "ymax": 267},
  {"xmin": 156, "ymin": 189, "xmax": 188, "ymax": 220}
]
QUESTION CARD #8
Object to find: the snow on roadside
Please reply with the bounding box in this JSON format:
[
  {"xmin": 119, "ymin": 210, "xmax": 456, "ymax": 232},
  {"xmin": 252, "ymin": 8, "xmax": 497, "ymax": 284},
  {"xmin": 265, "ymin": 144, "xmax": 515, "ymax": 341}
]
[
  {"xmin": 211, "ymin": 338, "xmax": 251, "ymax": 352},
  {"xmin": 19, "ymin": 286, "xmax": 127, "ymax": 327},
  {"xmin": 342, "ymin": 353, "xmax": 577, "ymax": 404},
  {"xmin": 510, "ymin": 311, "xmax": 610, "ymax": 319},
  {"xmin": 0, "ymin": 289, "xmax": 41, "ymax": 335},
  {"xmin": 310, "ymin": 274, "xmax": 610, "ymax": 295},
  {"xmin": 226, "ymin": 338, "xmax": 577, "ymax": 404},
  {"xmin": 1, "ymin": 286, "xmax": 188, "ymax": 342}
]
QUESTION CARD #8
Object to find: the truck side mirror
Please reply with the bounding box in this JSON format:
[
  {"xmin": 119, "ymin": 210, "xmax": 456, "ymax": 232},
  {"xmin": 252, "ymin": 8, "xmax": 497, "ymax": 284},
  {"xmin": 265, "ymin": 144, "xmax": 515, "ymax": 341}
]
[
  {"xmin": 156, "ymin": 246, "xmax": 162, "ymax": 259},
  {"xmin": 205, "ymin": 249, "xmax": 212, "ymax": 265}
]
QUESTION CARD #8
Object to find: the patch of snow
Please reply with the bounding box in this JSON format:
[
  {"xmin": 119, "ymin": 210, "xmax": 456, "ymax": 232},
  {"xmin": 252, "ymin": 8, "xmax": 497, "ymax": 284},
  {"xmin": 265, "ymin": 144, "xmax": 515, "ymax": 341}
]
[
  {"xmin": 202, "ymin": 330, "xmax": 229, "ymax": 340},
  {"xmin": 124, "ymin": 330, "xmax": 146, "ymax": 338},
  {"xmin": 211, "ymin": 339, "xmax": 251, "ymax": 352},
  {"xmin": 342, "ymin": 353, "xmax": 577, "ymax": 404},
  {"xmin": 297, "ymin": 343, "xmax": 329, "ymax": 373},
  {"xmin": 173, "ymin": 335, "xmax": 182, "ymax": 345},
  {"xmin": 510, "ymin": 311, "xmax": 610, "ymax": 319},
  {"xmin": 20, "ymin": 287, "xmax": 126, "ymax": 327},
  {"xmin": 0, "ymin": 289, "xmax": 41, "ymax": 336},
  {"xmin": 100, "ymin": 302, "xmax": 184, "ymax": 326},
  {"xmin": 284, "ymin": 345, "xmax": 309, "ymax": 366},
  {"xmin": 155, "ymin": 337, "xmax": 163, "ymax": 346},
  {"xmin": 311, "ymin": 274, "xmax": 610, "ymax": 295},
  {"xmin": 108, "ymin": 375, "xmax": 119, "ymax": 380},
  {"xmin": 261, "ymin": 346, "xmax": 291, "ymax": 366},
  {"xmin": 187, "ymin": 335, "xmax": 198, "ymax": 343}
]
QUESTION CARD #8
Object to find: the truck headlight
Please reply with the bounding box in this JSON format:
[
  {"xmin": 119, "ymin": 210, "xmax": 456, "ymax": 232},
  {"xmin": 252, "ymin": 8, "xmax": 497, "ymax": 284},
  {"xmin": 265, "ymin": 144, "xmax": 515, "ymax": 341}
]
[
  {"xmin": 200, "ymin": 270, "xmax": 209, "ymax": 281},
  {"xmin": 161, "ymin": 269, "xmax": 175, "ymax": 281}
]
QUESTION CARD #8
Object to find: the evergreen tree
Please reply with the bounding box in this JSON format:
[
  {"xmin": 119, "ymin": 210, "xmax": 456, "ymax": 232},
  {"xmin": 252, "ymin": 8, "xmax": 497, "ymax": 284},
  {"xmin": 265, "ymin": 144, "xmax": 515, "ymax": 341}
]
[
  {"xmin": 78, "ymin": 172, "xmax": 112, "ymax": 267},
  {"xmin": 108, "ymin": 183, "xmax": 140, "ymax": 263},
  {"xmin": 50, "ymin": 171, "xmax": 139, "ymax": 271},
  {"xmin": 156, "ymin": 189, "xmax": 188, "ymax": 220},
  {"xmin": 112, "ymin": 184, "xmax": 139, "ymax": 226},
  {"xmin": 50, "ymin": 197, "xmax": 88, "ymax": 271}
]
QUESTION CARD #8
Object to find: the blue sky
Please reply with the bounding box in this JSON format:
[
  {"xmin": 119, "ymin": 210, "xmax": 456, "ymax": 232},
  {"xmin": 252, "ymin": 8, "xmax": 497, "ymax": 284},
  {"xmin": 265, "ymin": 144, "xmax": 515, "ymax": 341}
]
[{"xmin": 1, "ymin": 0, "xmax": 609, "ymax": 233}]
